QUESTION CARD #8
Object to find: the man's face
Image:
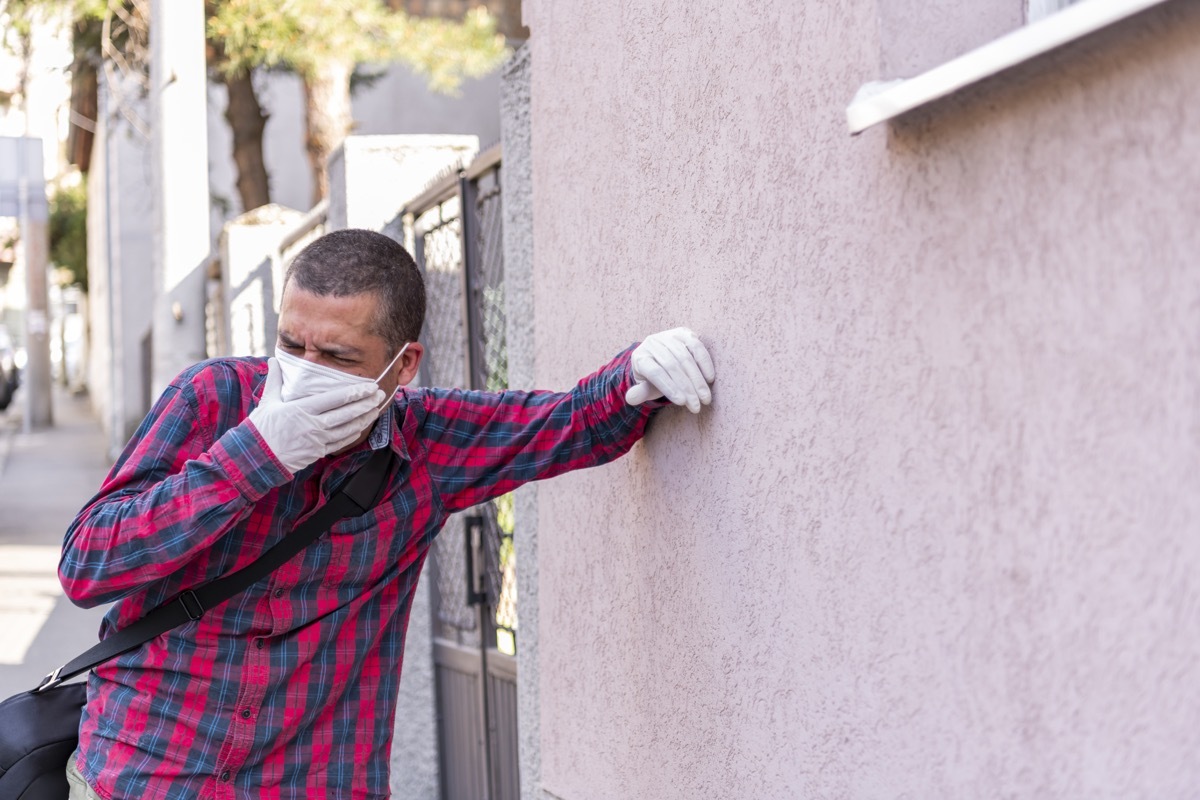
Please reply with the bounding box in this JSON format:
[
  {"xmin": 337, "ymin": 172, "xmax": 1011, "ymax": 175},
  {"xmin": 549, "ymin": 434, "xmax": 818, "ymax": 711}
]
[{"xmin": 276, "ymin": 284, "xmax": 422, "ymax": 398}]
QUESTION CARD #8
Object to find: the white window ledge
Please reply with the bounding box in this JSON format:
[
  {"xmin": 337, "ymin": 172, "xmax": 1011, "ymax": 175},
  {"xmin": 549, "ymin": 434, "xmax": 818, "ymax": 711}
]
[{"xmin": 847, "ymin": 0, "xmax": 1174, "ymax": 134}]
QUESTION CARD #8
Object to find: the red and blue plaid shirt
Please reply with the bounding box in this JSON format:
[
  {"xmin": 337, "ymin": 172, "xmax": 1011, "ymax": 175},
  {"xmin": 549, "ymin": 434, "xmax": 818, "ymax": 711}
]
[{"xmin": 60, "ymin": 347, "xmax": 660, "ymax": 800}]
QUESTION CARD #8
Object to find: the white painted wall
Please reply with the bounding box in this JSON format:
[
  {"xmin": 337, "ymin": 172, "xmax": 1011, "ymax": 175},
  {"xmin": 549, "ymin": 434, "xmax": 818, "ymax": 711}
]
[{"xmin": 87, "ymin": 79, "xmax": 155, "ymax": 458}]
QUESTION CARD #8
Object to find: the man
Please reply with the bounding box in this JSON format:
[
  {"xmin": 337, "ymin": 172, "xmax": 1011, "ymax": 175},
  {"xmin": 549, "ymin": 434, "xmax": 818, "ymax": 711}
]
[{"xmin": 59, "ymin": 229, "xmax": 715, "ymax": 799}]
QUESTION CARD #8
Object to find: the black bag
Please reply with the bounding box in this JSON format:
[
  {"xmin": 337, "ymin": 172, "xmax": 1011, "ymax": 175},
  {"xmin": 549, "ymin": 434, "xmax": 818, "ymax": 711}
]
[
  {"xmin": 0, "ymin": 448, "xmax": 391, "ymax": 799},
  {"xmin": 0, "ymin": 683, "xmax": 86, "ymax": 799}
]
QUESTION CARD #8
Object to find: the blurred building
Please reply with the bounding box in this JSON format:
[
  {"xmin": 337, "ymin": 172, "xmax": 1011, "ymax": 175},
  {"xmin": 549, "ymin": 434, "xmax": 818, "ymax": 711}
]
[
  {"xmin": 0, "ymin": 5, "xmax": 74, "ymax": 360},
  {"xmin": 88, "ymin": 4, "xmax": 522, "ymax": 457},
  {"xmin": 0, "ymin": 5, "xmax": 85, "ymax": 428}
]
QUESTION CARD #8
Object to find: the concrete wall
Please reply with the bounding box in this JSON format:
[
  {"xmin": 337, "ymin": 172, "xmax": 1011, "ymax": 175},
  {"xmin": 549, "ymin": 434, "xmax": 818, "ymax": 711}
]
[
  {"xmin": 218, "ymin": 204, "xmax": 305, "ymax": 358},
  {"xmin": 522, "ymin": 1, "xmax": 1200, "ymax": 798},
  {"xmin": 87, "ymin": 79, "xmax": 156, "ymax": 459},
  {"xmin": 326, "ymin": 135, "xmax": 478, "ymax": 233}
]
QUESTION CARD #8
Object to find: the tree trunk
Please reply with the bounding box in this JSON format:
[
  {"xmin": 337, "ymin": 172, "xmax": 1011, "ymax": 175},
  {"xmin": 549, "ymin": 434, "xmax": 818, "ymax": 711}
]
[
  {"xmin": 222, "ymin": 71, "xmax": 270, "ymax": 212},
  {"xmin": 302, "ymin": 59, "xmax": 354, "ymax": 206}
]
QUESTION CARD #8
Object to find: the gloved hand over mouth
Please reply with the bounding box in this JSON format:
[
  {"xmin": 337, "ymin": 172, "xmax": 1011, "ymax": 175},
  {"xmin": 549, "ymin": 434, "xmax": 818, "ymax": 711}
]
[
  {"xmin": 625, "ymin": 327, "xmax": 715, "ymax": 414},
  {"xmin": 248, "ymin": 357, "xmax": 385, "ymax": 474}
]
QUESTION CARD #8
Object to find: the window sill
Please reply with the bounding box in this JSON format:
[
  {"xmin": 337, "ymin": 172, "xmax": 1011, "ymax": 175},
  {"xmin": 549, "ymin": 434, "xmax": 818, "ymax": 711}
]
[{"xmin": 846, "ymin": 0, "xmax": 1174, "ymax": 134}]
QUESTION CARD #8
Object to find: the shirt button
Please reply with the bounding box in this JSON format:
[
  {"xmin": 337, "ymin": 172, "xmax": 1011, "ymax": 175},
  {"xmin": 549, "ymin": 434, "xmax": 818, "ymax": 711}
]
[
  {"xmin": 255, "ymin": 639, "xmax": 264, "ymax": 649},
  {"xmin": 241, "ymin": 708, "xmax": 252, "ymax": 719},
  {"xmin": 220, "ymin": 771, "xmax": 231, "ymax": 782},
  {"xmin": 273, "ymin": 588, "xmax": 284, "ymax": 598}
]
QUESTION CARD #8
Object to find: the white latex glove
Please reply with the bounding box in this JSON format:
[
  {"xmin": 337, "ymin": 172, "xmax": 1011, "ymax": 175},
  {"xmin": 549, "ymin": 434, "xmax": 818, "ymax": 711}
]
[
  {"xmin": 625, "ymin": 328, "xmax": 716, "ymax": 414},
  {"xmin": 248, "ymin": 358, "xmax": 385, "ymax": 474}
]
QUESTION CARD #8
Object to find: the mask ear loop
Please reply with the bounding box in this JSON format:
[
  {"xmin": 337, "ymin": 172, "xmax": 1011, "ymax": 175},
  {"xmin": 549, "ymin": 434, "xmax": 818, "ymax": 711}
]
[{"xmin": 374, "ymin": 343, "xmax": 410, "ymax": 412}]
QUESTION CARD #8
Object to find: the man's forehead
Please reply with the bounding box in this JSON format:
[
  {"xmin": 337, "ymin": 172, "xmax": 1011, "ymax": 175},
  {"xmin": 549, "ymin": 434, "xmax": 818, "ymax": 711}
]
[
  {"xmin": 281, "ymin": 281, "xmax": 381, "ymax": 308},
  {"xmin": 278, "ymin": 286, "xmax": 384, "ymax": 349}
]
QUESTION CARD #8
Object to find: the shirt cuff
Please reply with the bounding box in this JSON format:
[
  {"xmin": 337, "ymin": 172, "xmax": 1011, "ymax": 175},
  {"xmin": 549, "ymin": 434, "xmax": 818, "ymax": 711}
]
[
  {"xmin": 617, "ymin": 344, "xmax": 673, "ymax": 413},
  {"xmin": 210, "ymin": 421, "xmax": 292, "ymax": 501}
]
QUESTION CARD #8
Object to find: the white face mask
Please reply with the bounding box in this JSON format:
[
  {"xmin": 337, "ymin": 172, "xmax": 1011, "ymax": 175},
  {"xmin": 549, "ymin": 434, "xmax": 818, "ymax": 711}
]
[{"xmin": 276, "ymin": 343, "xmax": 410, "ymax": 404}]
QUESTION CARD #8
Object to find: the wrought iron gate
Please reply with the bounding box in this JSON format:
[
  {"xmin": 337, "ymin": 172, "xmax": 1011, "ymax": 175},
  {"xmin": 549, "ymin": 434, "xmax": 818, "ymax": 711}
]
[{"xmin": 407, "ymin": 145, "xmax": 520, "ymax": 800}]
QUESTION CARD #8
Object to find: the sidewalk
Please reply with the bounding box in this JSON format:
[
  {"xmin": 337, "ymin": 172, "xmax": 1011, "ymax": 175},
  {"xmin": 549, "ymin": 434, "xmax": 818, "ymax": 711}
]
[{"xmin": 0, "ymin": 386, "xmax": 114, "ymax": 695}]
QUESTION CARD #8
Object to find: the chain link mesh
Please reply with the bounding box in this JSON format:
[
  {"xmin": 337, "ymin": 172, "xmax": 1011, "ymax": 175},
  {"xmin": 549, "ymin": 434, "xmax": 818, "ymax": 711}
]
[
  {"xmin": 412, "ymin": 166, "xmax": 518, "ymax": 652},
  {"xmin": 471, "ymin": 168, "xmax": 519, "ymax": 649},
  {"xmin": 416, "ymin": 199, "xmax": 476, "ymax": 632}
]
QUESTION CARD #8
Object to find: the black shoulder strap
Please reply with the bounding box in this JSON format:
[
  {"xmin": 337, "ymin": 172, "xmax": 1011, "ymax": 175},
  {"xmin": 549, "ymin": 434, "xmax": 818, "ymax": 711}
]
[{"xmin": 35, "ymin": 446, "xmax": 393, "ymax": 693}]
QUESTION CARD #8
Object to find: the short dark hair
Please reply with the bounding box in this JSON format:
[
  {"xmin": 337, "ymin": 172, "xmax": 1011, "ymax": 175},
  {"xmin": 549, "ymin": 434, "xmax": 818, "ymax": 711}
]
[{"xmin": 284, "ymin": 228, "xmax": 425, "ymax": 351}]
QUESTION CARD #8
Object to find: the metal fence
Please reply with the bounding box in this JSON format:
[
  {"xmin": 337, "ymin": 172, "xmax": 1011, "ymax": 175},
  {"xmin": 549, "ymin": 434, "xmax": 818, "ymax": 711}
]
[{"xmin": 405, "ymin": 144, "xmax": 520, "ymax": 800}]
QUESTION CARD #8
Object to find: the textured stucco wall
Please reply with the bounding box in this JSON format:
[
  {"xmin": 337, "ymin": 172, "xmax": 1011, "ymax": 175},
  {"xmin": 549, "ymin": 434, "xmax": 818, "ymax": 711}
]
[
  {"xmin": 524, "ymin": 1, "xmax": 1200, "ymax": 798},
  {"xmin": 878, "ymin": 0, "xmax": 1024, "ymax": 77}
]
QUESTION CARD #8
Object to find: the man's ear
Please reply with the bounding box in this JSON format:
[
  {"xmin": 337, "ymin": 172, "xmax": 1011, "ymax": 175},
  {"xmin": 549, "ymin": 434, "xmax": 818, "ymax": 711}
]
[{"xmin": 398, "ymin": 342, "xmax": 424, "ymax": 386}]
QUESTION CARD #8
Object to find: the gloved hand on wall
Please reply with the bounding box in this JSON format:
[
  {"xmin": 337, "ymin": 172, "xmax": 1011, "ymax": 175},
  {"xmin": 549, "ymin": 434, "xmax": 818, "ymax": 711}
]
[
  {"xmin": 248, "ymin": 358, "xmax": 385, "ymax": 474},
  {"xmin": 625, "ymin": 328, "xmax": 715, "ymax": 414}
]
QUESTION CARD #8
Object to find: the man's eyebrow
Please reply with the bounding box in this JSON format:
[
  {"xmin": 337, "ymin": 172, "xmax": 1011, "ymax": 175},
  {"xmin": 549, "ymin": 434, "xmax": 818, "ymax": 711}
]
[
  {"xmin": 277, "ymin": 332, "xmax": 364, "ymax": 358},
  {"xmin": 320, "ymin": 344, "xmax": 364, "ymax": 358}
]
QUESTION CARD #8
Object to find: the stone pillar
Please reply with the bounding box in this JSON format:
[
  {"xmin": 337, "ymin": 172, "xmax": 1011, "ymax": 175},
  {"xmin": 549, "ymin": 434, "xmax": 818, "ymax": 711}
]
[
  {"xmin": 150, "ymin": 0, "xmax": 211, "ymax": 394},
  {"xmin": 219, "ymin": 204, "xmax": 305, "ymax": 357},
  {"xmin": 326, "ymin": 134, "xmax": 479, "ymax": 234},
  {"xmin": 499, "ymin": 43, "xmax": 541, "ymax": 800}
]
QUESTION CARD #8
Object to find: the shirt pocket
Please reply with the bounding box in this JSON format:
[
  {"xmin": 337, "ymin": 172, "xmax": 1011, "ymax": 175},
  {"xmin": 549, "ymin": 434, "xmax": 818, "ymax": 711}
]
[{"xmin": 323, "ymin": 511, "xmax": 389, "ymax": 589}]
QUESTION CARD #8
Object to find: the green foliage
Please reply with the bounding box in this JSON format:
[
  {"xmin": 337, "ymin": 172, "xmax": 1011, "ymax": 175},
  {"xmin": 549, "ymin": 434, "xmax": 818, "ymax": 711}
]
[
  {"xmin": 49, "ymin": 178, "xmax": 88, "ymax": 290},
  {"xmin": 0, "ymin": 0, "xmax": 38, "ymax": 56},
  {"xmin": 0, "ymin": 0, "xmax": 98, "ymax": 36},
  {"xmin": 208, "ymin": 0, "xmax": 507, "ymax": 94},
  {"xmin": 0, "ymin": 0, "xmax": 104, "ymax": 60},
  {"xmin": 71, "ymin": 0, "xmax": 105, "ymax": 20}
]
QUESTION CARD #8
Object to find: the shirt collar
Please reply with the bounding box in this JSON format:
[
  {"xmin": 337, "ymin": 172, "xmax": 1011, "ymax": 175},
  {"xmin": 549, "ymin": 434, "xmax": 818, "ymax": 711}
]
[{"xmin": 370, "ymin": 398, "xmax": 411, "ymax": 461}]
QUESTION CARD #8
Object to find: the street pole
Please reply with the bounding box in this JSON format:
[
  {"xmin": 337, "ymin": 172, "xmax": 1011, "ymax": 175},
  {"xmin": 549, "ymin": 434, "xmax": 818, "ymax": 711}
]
[
  {"xmin": 149, "ymin": 0, "xmax": 210, "ymax": 396},
  {"xmin": 18, "ymin": 172, "xmax": 52, "ymax": 430}
]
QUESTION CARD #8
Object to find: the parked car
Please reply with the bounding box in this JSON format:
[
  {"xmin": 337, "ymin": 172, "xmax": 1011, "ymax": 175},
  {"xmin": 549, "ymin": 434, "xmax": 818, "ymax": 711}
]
[{"xmin": 0, "ymin": 325, "xmax": 19, "ymax": 411}]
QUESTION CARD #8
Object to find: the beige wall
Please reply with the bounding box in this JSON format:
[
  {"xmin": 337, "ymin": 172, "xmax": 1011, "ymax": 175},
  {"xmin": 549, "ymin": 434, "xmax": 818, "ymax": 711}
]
[{"xmin": 523, "ymin": 1, "xmax": 1200, "ymax": 797}]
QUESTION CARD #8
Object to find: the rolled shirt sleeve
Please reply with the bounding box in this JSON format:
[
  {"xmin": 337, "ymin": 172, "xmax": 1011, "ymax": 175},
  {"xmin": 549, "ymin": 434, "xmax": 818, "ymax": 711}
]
[
  {"xmin": 59, "ymin": 362, "xmax": 289, "ymax": 608},
  {"xmin": 421, "ymin": 345, "xmax": 669, "ymax": 513}
]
